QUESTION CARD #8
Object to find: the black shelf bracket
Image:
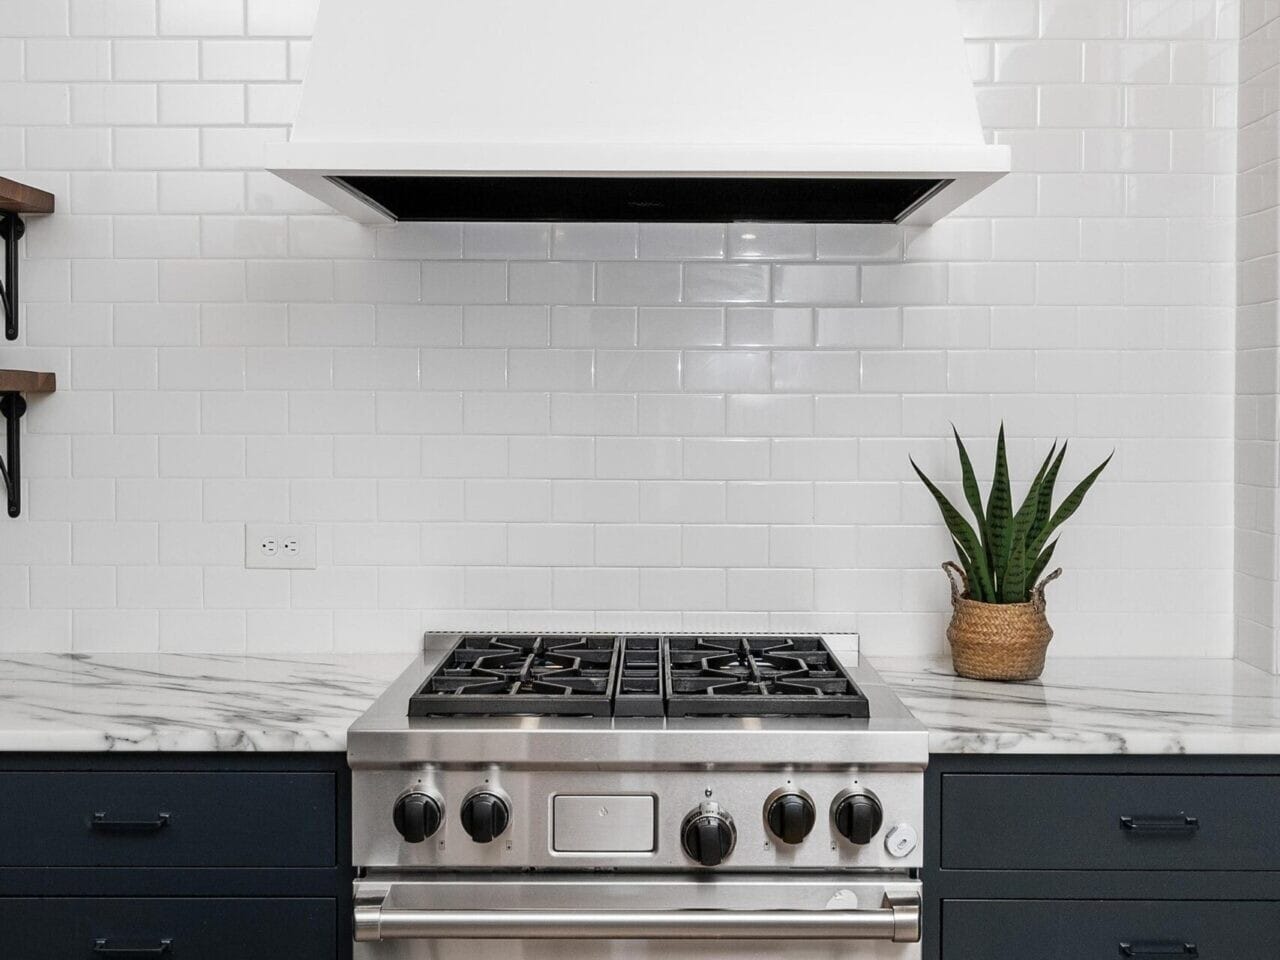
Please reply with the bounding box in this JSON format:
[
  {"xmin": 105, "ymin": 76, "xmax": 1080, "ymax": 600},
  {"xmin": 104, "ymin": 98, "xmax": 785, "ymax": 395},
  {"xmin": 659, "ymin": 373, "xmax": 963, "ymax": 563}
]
[
  {"xmin": 0, "ymin": 392, "xmax": 27, "ymax": 517},
  {"xmin": 1, "ymin": 212, "xmax": 24, "ymax": 341}
]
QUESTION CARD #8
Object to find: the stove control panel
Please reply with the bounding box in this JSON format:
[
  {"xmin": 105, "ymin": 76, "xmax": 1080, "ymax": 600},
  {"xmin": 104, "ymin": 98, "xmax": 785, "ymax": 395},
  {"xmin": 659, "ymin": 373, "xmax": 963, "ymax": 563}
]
[{"xmin": 356, "ymin": 769, "xmax": 922, "ymax": 870}]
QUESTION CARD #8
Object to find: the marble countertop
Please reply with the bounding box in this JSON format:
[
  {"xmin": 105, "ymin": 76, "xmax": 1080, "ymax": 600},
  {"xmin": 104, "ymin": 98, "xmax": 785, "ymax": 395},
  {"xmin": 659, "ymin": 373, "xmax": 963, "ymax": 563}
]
[
  {"xmin": 3, "ymin": 651, "xmax": 1280, "ymax": 755},
  {"xmin": 877, "ymin": 656, "xmax": 1280, "ymax": 755},
  {"xmin": 0, "ymin": 652, "xmax": 408, "ymax": 751}
]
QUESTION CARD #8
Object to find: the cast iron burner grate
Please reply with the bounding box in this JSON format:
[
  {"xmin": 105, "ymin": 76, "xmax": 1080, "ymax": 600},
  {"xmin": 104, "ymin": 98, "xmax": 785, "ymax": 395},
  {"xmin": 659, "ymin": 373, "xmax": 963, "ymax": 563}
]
[
  {"xmin": 408, "ymin": 634, "xmax": 869, "ymax": 718},
  {"xmin": 664, "ymin": 636, "xmax": 867, "ymax": 718},
  {"xmin": 408, "ymin": 635, "xmax": 619, "ymax": 717}
]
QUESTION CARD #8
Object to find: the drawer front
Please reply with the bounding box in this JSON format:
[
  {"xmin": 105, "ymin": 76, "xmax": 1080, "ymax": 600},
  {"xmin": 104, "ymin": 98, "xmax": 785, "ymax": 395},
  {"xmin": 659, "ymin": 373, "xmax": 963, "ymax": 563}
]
[
  {"xmin": 0, "ymin": 898, "xmax": 335, "ymax": 960},
  {"xmin": 943, "ymin": 900, "xmax": 1280, "ymax": 960},
  {"xmin": 0, "ymin": 772, "xmax": 335, "ymax": 867},
  {"xmin": 941, "ymin": 774, "xmax": 1280, "ymax": 870}
]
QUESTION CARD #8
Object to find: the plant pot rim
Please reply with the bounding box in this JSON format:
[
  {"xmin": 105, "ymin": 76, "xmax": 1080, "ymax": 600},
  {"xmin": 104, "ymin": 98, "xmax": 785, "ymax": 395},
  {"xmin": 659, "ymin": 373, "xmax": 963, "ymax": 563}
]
[{"xmin": 954, "ymin": 594, "xmax": 1041, "ymax": 610}]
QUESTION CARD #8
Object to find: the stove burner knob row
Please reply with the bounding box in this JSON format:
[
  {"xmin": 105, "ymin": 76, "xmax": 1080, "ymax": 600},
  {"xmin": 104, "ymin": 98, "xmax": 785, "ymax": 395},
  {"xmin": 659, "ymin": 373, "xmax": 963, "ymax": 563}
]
[
  {"xmin": 832, "ymin": 789, "xmax": 884, "ymax": 846},
  {"xmin": 765, "ymin": 791, "xmax": 816, "ymax": 845},
  {"xmin": 392, "ymin": 791, "xmax": 443, "ymax": 844},
  {"xmin": 681, "ymin": 801, "xmax": 736, "ymax": 867},
  {"xmin": 461, "ymin": 790, "xmax": 511, "ymax": 844}
]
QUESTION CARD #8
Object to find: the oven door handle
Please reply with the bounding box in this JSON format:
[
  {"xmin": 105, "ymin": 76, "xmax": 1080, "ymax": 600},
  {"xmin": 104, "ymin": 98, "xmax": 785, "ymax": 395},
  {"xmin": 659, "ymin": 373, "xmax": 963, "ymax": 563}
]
[{"xmin": 354, "ymin": 891, "xmax": 920, "ymax": 944}]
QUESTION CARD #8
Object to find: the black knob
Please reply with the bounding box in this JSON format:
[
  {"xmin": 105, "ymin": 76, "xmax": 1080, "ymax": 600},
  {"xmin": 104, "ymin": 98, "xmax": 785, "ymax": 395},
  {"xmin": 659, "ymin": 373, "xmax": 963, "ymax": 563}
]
[
  {"xmin": 681, "ymin": 803, "xmax": 736, "ymax": 866},
  {"xmin": 833, "ymin": 791, "xmax": 884, "ymax": 845},
  {"xmin": 461, "ymin": 792, "xmax": 510, "ymax": 843},
  {"xmin": 393, "ymin": 792, "xmax": 442, "ymax": 844},
  {"xmin": 766, "ymin": 792, "xmax": 816, "ymax": 845}
]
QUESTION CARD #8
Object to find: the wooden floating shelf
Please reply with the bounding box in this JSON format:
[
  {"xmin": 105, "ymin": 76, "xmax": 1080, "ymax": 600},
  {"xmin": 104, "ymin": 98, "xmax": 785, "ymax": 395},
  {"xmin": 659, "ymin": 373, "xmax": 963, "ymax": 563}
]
[
  {"xmin": 0, "ymin": 369, "xmax": 56, "ymax": 394},
  {"xmin": 0, "ymin": 177, "xmax": 55, "ymax": 215}
]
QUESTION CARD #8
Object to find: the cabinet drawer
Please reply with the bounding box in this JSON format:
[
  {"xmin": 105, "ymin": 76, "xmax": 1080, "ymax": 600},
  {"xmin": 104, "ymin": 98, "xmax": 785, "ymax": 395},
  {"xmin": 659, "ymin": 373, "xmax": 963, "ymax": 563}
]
[
  {"xmin": 943, "ymin": 900, "xmax": 1280, "ymax": 959},
  {"xmin": 941, "ymin": 774, "xmax": 1280, "ymax": 870},
  {"xmin": 0, "ymin": 772, "xmax": 335, "ymax": 867},
  {"xmin": 0, "ymin": 898, "xmax": 334, "ymax": 960}
]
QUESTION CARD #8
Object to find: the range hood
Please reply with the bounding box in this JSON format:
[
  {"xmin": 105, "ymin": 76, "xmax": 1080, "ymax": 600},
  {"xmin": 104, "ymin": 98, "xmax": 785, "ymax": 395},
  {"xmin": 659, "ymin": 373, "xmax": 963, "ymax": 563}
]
[{"xmin": 266, "ymin": 0, "xmax": 1009, "ymax": 225}]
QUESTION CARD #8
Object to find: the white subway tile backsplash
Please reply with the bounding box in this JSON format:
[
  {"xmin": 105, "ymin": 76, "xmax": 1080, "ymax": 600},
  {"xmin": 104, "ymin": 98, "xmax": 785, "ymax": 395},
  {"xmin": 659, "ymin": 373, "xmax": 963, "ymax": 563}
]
[
  {"xmin": 596, "ymin": 262, "xmax": 682, "ymax": 304},
  {"xmin": 638, "ymin": 223, "xmax": 726, "ymax": 260},
  {"xmin": 0, "ymin": 0, "xmax": 1243, "ymax": 661},
  {"xmin": 595, "ymin": 438, "xmax": 681, "ymax": 479},
  {"xmin": 772, "ymin": 264, "xmax": 860, "ymax": 304},
  {"xmin": 684, "ymin": 438, "xmax": 770, "ymax": 479},
  {"xmin": 595, "ymin": 350, "xmax": 681, "ymax": 392},
  {"xmin": 552, "ymin": 223, "xmax": 637, "ymax": 261},
  {"xmin": 71, "ymin": 0, "xmax": 157, "ymax": 36},
  {"xmin": 158, "ymin": 0, "xmax": 243, "ymax": 36},
  {"xmin": 637, "ymin": 394, "xmax": 723, "ymax": 436},
  {"xmin": 683, "ymin": 351, "xmax": 770, "ymax": 392},
  {"xmin": 202, "ymin": 39, "xmax": 287, "ymax": 80},
  {"xmin": 507, "ymin": 261, "xmax": 595, "ymax": 304}
]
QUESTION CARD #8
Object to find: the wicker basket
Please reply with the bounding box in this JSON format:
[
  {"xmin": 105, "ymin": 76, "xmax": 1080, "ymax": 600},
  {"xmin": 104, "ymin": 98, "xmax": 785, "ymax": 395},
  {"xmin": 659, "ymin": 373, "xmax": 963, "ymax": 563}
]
[{"xmin": 942, "ymin": 561, "xmax": 1063, "ymax": 681}]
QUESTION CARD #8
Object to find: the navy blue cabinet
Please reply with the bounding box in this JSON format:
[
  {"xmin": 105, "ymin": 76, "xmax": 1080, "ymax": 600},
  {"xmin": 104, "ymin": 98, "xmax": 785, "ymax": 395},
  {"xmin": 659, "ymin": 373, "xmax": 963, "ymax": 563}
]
[
  {"xmin": 0, "ymin": 754, "xmax": 351, "ymax": 960},
  {"xmin": 0, "ymin": 772, "xmax": 335, "ymax": 867},
  {"xmin": 944, "ymin": 900, "xmax": 1280, "ymax": 959},
  {"xmin": 925, "ymin": 755, "xmax": 1280, "ymax": 960},
  {"xmin": 1, "ymin": 898, "xmax": 336, "ymax": 960}
]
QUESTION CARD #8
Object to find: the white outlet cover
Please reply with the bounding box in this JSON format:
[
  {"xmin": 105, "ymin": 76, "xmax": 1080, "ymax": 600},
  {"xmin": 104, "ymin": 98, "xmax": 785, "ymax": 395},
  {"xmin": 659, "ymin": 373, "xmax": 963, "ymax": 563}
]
[{"xmin": 245, "ymin": 524, "xmax": 317, "ymax": 569}]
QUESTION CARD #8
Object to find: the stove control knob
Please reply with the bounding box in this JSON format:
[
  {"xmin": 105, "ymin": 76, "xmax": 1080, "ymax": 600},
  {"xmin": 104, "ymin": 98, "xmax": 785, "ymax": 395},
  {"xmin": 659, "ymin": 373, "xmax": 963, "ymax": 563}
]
[
  {"xmin": 461, "ymin": 791, "xmax": 510, "ymax": 844},
  {"xmin": 833, "ymin": 789, "xmax": 884, "ymax": 846},
  {"xmin": 393, "ymin": 791, "xmax": 442, "ymax": 844},
  {"xmin": 765, "ymin": 792, "xmax": 816, "ymax": 845},
  {"xmin": 681, "ymin": 801, "xmax": 736, "ymax": 867}
]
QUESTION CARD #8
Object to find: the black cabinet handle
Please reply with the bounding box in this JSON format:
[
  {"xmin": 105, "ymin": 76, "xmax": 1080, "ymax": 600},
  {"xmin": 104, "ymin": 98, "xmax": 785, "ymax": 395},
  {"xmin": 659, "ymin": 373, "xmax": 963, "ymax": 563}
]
[
  {"xmin": 1119, "ymin": 815, "xmax": 1199, "ymax": 835},
  {"xmin": 1119, "ymin": 941, "xmax": 1198, "ymax": 958},
  {"xmin": 92, "ymin": 939, "xmax": 172, "ymax": 957},
  {"xmin": 90, "ymin": 812, "xmax": 171, "ymax": 834}
]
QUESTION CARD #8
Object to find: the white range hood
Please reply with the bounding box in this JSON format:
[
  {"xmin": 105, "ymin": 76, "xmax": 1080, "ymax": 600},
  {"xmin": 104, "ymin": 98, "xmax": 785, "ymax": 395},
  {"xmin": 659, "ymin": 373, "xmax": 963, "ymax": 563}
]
[{"xmin": 266, "ymin": 0, "xmax": 1009, "ymax": 225}]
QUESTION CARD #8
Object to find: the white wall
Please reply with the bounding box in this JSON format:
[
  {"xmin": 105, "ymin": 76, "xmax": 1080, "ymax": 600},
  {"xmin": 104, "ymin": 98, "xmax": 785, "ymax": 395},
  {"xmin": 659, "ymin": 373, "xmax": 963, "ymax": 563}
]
[
  {"xmin": 0, "ymin": 0, "xmax": 1237, "ymax": 658},
  {"xmin": 1235, "ymin": 0, "xmax": 1279, "ymax": 670}
]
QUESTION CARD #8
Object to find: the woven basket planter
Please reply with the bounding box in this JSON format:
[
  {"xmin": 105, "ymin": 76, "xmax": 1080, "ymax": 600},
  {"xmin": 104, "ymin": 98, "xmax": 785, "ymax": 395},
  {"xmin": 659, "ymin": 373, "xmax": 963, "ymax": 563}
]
[{"xmin": 942, "ymin": 561, "xmax": 1063, "ymax": 681}]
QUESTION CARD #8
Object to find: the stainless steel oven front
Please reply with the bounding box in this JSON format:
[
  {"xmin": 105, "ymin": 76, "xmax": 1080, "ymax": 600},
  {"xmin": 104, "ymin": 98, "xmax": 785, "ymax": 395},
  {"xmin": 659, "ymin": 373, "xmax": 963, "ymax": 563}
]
[{"xmin": 354, "ymin": 874, "xmax": 922, "ymax": 960}]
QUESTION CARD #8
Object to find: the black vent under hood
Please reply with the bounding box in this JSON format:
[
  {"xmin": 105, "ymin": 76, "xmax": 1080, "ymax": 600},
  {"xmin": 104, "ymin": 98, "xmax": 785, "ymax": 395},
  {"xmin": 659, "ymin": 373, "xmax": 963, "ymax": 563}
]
[{"xmin": 329, "ymin": 175, "xmax": 951, "ymax": 224}]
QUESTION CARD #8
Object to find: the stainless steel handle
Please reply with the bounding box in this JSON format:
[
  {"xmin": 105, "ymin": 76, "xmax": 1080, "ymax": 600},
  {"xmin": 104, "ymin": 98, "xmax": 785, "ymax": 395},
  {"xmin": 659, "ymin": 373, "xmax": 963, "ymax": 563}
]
[{"xmin": 355, "ymin": 892, "xmax": 920, "ymax": 944}]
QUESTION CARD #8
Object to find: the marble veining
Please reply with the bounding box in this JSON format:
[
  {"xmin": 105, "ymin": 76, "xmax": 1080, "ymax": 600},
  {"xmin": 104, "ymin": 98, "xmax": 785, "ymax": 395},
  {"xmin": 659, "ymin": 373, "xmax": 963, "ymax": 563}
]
[
  {"xmin": 878, "ymin": 657, "xmax": 1280, "ymax": 755},
  {"xmin": 0, "ymin": 652, "xmax": 408, "ymax": 751},
  {"xmin": 3, "ymin": 652, "xmax": 1280, "ymax": 755}
]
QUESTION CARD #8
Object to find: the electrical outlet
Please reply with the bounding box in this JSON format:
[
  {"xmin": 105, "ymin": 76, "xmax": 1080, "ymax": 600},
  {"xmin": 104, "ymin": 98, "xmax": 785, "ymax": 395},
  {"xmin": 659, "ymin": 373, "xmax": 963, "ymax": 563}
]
[{"xmin": 245, "ymin": 524, "xmax": 317, "ymax": 570}]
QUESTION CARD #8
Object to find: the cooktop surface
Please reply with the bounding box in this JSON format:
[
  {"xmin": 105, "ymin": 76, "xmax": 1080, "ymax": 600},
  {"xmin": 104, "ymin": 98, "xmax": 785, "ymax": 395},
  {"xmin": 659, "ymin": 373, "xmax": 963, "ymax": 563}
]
[{"xmin": 407, "ymin": 634, "xmax": 870, "ymax": 719}]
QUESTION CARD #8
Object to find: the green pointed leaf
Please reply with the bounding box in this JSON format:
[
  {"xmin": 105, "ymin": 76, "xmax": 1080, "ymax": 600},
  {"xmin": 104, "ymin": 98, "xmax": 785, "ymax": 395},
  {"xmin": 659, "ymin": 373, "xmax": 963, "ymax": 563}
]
[
  {"xmin": 1002, "ymin": 482, "xmax": 1042, "ymax": 602},
  {"xmin": 1032, "ymin": 441, "xmax": 1067, "ymax": 543},
  {"xmin": 1003, "ymin": 532, "xmax": 1029, "ymax": 602},
  {"xmin": 1028, "ymin": 537, "xmax": 1059, "ymax": 587},
  {"xmin": 985, "ymin": 425, "xmax": 1013, "ymax": 592},
  {"xmin": 1029, "ymin": 452, "xmax": 1113, "ymax": 558},
  {"xmin": 952, "ymin": 426, "xmax": 987, "ymax": 542},
  {"xmin": 912, "ymin": 458, "xmax": 995, "ymax": 601}
]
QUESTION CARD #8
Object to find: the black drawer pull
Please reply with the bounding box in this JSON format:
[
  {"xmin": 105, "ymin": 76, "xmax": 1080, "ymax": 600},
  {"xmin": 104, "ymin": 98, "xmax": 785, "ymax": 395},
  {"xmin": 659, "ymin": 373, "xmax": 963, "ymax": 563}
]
[
  {"xmin": 92, "ymin": 939, "xmax": 173, "ymax": 957},
  {"xmin": 1119, "ymin": 941, "xmax": 1198, "ymax": 958},
  {"xmin": 1119, "ymin": 815, "xmax": 1199, "ymax": 835},
  {"xmin": 90, "ymin": 812, "xmax": 171, "ymax": 834}
]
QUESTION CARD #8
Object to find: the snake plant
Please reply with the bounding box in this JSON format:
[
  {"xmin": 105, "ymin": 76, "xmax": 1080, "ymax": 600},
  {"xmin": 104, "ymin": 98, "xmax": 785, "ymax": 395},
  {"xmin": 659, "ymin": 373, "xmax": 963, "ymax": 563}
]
[{"xmin": 911, "ymin": 426, "xmax": 1111, "ymax": 604}]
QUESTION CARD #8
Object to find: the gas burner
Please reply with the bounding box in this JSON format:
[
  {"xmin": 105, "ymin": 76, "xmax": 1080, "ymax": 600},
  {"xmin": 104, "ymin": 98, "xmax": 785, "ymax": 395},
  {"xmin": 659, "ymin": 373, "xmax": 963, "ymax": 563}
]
[
  {"xmin": 407, "ymin": 634, "xmax": 868, "ymax": 718},
  {"xmin": 409, "ymin": 635, "xmax": 619, "ymax": 717},
  {"xmin": 664, "ymin": 636, "xmax": 867, "ymax": 718}
]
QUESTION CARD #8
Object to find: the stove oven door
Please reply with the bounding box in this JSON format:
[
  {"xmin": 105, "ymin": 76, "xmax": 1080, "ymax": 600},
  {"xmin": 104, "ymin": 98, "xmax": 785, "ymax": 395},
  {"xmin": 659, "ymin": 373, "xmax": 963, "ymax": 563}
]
[{"xmin": 354, "ymin": 874, "xmax": 922, "ymax": 960}]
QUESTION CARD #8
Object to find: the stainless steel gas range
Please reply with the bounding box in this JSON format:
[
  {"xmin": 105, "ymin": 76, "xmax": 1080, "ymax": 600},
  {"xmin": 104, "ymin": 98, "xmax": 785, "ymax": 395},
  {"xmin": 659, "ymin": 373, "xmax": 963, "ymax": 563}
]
[{"xmin": 348, "ymin": 632, "xmax": 928, "ymax": 959}]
